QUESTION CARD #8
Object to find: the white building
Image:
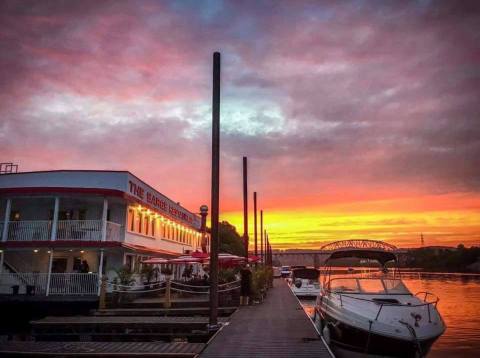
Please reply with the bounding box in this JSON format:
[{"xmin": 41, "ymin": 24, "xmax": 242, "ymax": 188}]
[{"xmin": 0, "ymin": 170, "xmax": 209, "ymax": 297}]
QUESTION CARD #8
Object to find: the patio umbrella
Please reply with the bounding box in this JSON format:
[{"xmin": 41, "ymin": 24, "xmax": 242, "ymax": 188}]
[
  {"xmin": 218, "ymin": 253, "xmax": 242, "ymax": 260},
  {"xmin": 167, "ymin": 255, "xmax": 203, "ymax": 264},
  {"xmin": 191, "ymin": 251, "xmax": 209, "ymax": 260},
  {"xmin": 142, "ymin": 257, "xmax": 169, "ymax": 264}
]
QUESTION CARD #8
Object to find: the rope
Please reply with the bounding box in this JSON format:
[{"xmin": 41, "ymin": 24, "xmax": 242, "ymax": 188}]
[
  {"xmin": 399, "ymin": 320, "xmax": 423, "ymax": 356},
  {"xmin": 171, "ymin": 281, "xmax": 210, "ymax": 289},
  {"xmin": 218, "ymin": 286, "xmax": 240, "ymax": 293},
  {"xmin": 170, "ymin": 287, "xmax": 210, "ymax": 294},
  {"xmin": 170, "ymin": 280, "xmax": 241, "ymax": 288},
  {"xmin": 220, "ymin": 280, "xmax": 241, "ymax": 287},
  {"xmin": 170, "ymin": 286, "xmax": 240, "ymax": 294},
  {"xmin": 111, "ymin": 286, "xmax": 166, "ymax": 293},
  {"xmin": 107, "ymin": 281, "xmax": 166, "ymax": 289}
]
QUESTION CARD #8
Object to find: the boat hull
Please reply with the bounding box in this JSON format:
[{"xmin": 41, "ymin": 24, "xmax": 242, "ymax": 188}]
[
  {"xmin": 290, "ymin": 288, "xmax": 319, "ymax": 299},
  {"xmin": 316, "ymin": 310, "xmax": 440, "ymax": 357}
]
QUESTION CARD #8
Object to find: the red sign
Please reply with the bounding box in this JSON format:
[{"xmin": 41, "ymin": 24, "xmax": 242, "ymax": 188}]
[{"xmin": 128, "ymin": 180, "xmax": 198, "ymax": 227}]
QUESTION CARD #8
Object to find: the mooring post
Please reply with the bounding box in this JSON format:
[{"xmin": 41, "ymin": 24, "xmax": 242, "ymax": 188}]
[
  {"xmin": 98, "ymin": 276, "xmax": 107, "ymax": 310},
  {"xmin": 254, "ymin": 192, "xmax": 258, "ymax": 256},
  {"xmin": 209, "ymin": 51, "xmax": 221, "ymax": 329},
  {"xmin": 260, "ymin": 210, "xmax": 264, "ymax": 264},
  {"xmin": 165, "ymin": 277, "xmax": 171, "ymax": 309},
  {"xmin": 243, "ymin": 156, "xmax": 249, "ymax": 261}
]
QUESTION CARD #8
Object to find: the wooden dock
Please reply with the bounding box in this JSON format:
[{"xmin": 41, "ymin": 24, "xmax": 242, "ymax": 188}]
[
  {"xmin": 93, "ymin": 307, "xmax": 237, "ymax": 317},
  {"xmin": 30, "ymin": 315, "xmax": 228, "ymax": 342},
  {"xmin": 0, "ymin": 341, "xmax": 204, "ymax": 357},
  {"xmin": 200, "ymin": 279, "xmax": 333, "ymax": 358}
]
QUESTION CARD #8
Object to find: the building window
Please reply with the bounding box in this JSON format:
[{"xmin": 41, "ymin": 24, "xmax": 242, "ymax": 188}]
[
  {"xmin": 137, "ymin": 212, "xmax": 142, "ymax": 233},
  {"xmin": 125, "ymin": 254, "xmax": 134, "ymax": 272},
  {"xmin": 128, "ymin": 209, "xmax": 135, "ymax": 231},
  {"xmin": 144, "ymin": 215, "xmax": 150, "ymax": 236}
]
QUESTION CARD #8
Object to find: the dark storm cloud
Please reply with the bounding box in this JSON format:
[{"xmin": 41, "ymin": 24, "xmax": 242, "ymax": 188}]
[{"xmin": 0, "ymin": 0, "xmax": 479, "ymax": 210}]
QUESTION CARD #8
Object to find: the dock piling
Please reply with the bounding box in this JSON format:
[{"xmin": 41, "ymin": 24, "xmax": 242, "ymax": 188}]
[{"xmin": 209, "ymin": 51, "xmax": 221, "ymax": 329}]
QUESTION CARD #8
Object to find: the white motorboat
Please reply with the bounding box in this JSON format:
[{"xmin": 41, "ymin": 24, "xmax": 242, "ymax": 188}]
[
  {"xmin": 289, "ymin": 267, "xmax": 320, "ymax": 298},
  {"xmin": 313, "ymin": 240, "xmax": 445, "ymax": 357},
  {"xmin": 280, "ymin": 265, "xmax": 291, "ymax": 278}
]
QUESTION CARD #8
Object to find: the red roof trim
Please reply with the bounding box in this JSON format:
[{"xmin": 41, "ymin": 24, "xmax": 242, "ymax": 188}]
[
  {"xmin": 0, "ymin": 169, "xmax": 130, "ymax": 176},
  {"xmin": 0, "ymin": 187, "xmax": 125, "ymax": 197}
]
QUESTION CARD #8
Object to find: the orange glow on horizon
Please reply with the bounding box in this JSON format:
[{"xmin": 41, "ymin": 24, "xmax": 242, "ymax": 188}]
[{"xmin": 220, "ymin": 193, "xmax": 480, "ymax": 250}]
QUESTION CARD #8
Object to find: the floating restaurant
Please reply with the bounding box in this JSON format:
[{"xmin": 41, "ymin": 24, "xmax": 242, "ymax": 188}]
[{"xmin": 0, "ymin": 170, "xmax": 210, "ymax": 297}]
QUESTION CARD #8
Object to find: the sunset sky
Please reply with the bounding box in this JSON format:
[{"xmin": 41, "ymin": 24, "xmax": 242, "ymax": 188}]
[{"xmin": 1, "ymin": 1, "xmax": 479, "ymax": 249}]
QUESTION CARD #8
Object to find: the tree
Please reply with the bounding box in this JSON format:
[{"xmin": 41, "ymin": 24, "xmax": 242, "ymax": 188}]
[{"xmin": 218, "ymin": 221, "xmax": 246, "ymax": 257}]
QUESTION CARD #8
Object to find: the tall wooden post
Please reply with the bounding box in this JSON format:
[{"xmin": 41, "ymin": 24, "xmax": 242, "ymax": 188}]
[
  {"xmin": 253, "ymin": 192, "xmax": 258, "ymax": 256},
  {"xmin": 242, "ymin": 156, "xmax": 248, "ymax": 261},
  {"xmin": 265, "ymin": 232, "xmax": 268, "ymax": 265},
  {"xmin": 267, "ymin": 234, "xmax": 271, "ymax": 266},
  {"xmin": 209, "ymin": 52, "xmax": 221, "ymax": 328},
  {"xmin": 260, "ymin": 210, "xmax": 263, "ymax": 263}
]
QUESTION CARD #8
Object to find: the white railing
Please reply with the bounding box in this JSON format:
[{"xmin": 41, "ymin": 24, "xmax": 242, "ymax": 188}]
[
  {"xmin": 106, "ymin": 221, "xmax": 122, "ymax": 241},
  {"xmin": 0, "ymin": 272, "xmax": 98, "ymax": 295},
  {"xmin": 0, "ymin": 273, "xmax": 48, "ymax": 294},
  {"xmin": 49, "ymin": 273, "xmax": 99, "ymax": 295},
  {"xmin": 4, "ymin": 220, "xmax": 122, "ymax": 242},
  {"xmin": 56, "ymin": 220, "xmax": 102, "ymax": 241},
  {"xmin": 7, "ymin": 221, "xmax": 51, "ymax": 241}
]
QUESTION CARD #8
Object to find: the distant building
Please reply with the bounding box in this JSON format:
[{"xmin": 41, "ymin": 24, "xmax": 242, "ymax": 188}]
[{"xmin": 0, "ymin": 170, "xmax": 209, "ymax": 297}]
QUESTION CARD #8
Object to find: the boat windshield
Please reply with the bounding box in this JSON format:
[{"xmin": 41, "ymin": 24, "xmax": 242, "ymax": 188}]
[{"xmin": 329, "ymin": 278, "xmax": 410, "ymax": 294}]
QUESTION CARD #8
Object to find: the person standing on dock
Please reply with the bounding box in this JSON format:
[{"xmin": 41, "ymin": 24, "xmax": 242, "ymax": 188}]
[{"xmin": 240, "ymin": 264, "xmax": 252, "ymax": 306}]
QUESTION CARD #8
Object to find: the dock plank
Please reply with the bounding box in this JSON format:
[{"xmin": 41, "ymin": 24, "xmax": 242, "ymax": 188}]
[
  {"xmin": 0, "ymin": 341, "xmax": 204, "ymax": 357},
  {"xmin": 32, "ymin": 316, "xmax": 228, "ymax": 325},
  {"xmin": 200, "ymin": 280, "xmax": 332, "ymax": 358}
]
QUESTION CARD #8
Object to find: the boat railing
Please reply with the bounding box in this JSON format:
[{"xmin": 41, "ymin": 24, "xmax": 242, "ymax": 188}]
[
  {"xmin": 414, "ymin": 291, "xmax": 440, "ymax": 306},
  {"xmin": 326, "ymin": 289, "xmax": 440, "ymax": 323}
]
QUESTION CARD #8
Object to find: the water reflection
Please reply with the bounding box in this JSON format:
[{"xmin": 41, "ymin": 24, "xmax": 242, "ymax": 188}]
[{"xmin": 301, "ymin": 273, "xmax": 480, "ymax": 357}]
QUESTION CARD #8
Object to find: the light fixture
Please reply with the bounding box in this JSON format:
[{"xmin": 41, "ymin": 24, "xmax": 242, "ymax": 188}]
[
  {"xmin": 80, "ymin": 250, "xmax": 84, "ymax": 254},
  {"xmin": 33, "ymin": 249, "xmax": 38, "ymax": 253},
  {"xmin": 47, "ymin": 250, "xmax": 51, "ymax": 254}
]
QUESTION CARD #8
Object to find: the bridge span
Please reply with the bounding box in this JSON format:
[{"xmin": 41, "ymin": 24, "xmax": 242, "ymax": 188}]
[
  {"xmin": 272, "ymin": 251, "xmax": 330, "ymax": 267},
  {"xmin": 273, "ymin": 249, "xmax": 408, "ymax": 267}
]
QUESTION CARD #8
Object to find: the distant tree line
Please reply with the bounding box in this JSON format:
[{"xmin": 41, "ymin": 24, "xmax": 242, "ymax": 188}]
[
  {"xmin": 218, "ymin": 221, "xmax": 246, "ymax": 257},
  {"xmin": 402, "ymin": 245, "xmax": 480, "ymax": 272}
]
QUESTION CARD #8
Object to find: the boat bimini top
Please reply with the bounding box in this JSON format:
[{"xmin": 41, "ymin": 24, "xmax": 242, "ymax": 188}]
[
  {"xmin": 321, "ymin": 239, "xmax": 398, "ymax": 266},
  {"xmin": 320, "ymin": 239, "xmax": 402, "ymax": 291}
]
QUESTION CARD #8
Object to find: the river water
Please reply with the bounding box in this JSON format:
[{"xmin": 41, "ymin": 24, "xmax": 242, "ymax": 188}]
[{"xmin": 301, "ymin": 273, "xmax": 480, "ymax": 357}]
